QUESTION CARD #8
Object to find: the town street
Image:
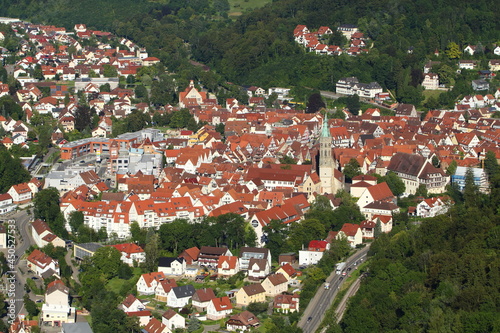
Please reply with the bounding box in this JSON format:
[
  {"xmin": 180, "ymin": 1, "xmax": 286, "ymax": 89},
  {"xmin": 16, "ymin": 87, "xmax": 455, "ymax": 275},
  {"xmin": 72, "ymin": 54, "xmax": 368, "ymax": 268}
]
[
  {"xmin": 10, "ymin": 209, "xmax": 34, "ymax": 316},
  {"xmin": 298, "ymin": 245, "xmax": 370, "ymax": 333}
]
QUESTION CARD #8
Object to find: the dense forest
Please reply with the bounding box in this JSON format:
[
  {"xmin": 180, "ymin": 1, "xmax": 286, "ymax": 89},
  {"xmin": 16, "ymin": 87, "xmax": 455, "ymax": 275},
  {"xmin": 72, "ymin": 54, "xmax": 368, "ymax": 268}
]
[
  {"xmin": 1, "ymin": 0, "xmax": 499, "ymax": 107},
  {"xmin": 333, "ymin": 162, "xmax": 500, "ymax": 332}
]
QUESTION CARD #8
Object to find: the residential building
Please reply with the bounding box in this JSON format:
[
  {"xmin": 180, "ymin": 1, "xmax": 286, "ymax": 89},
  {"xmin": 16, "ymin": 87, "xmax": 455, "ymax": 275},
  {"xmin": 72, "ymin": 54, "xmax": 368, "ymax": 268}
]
[
  {"xmin": 154, "ymin": 278, "xmax": 177, "ymax": 302},
  {"xmin": 41, "ymin": 280, "xmax": 76, "ymax": 327},
  {"xmin": 217, "ymin": 256, "xmax": 240, "ymax": 277},
  {"xmin": 261, "ymin": 273, "xmax": 289, "ymax": 297},
  {"xmin": 336, "ymin": 223, "xmax": 363, "ymax": 248},
  {"xmin": 27, "ymin": 249, "xmax": 60, "ymax": 278},
  {"xmin": 422, "ymin": 73, "xmax": 439, "ymax": 90},
  {"xmin": 167, "ymin": 285, "xmax": 196, "ymax": 308},
  {"xmin": 235, "ymin": 284, "xmax": 266, "ymax": 307},
  {"xmin": 158, "ymin": 257, "xmax": 186, "ymax": 276},
  {"xmin": 247, "ymin": 258, "xmax": 270, "ymax": 280},
  {"xmin": 31, "ymin": 219, "xmax": 65, "ymax": 248},
  {"xmin": 238, "ymin": 247, "xmax": 271, "ymax": 270},
  {"xmin": 299, "ymin": 240, "xmax": 330, "ymax": 266},
  {"xmin": 162, "ymin": 309, "xmax": 185, "ymax": 331},
  {"xmin": 207, "ymin": 296, "xmax": 233, "ymax": 320},
  {"xmin": 136, "ymin": 272, "xmax": 166, "ymax": 295},
  {"xmin": 120, "ymin": 294, "xmax": 145, "ymax": 313},
  {"xmin": 226, "ymin": 310, "xmax": 260, "ymax": 331},
  {"xmin": 110, "ymin": 243, "xmax": 145, "ymax": 266},
  {"xmin": 192, "ymin": 288, "xmax": 216, "ymax": 311},
  {"xmin": 273, "ymin": 293, "xmax": 300, "ymax": 313}
]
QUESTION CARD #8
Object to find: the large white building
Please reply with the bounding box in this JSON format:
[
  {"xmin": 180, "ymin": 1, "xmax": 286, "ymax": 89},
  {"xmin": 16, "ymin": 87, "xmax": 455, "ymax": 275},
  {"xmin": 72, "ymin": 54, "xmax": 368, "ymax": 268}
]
[{"xmin": 336, "ymin": 77, "xmax": 383, "ymax": 98}]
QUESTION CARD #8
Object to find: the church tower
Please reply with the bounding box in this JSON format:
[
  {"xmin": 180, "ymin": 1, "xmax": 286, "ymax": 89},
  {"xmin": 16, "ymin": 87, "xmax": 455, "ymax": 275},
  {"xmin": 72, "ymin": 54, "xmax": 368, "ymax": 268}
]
[{"xmin": 319, "ymin": 113, "xmax": 336, "ymax": 194}]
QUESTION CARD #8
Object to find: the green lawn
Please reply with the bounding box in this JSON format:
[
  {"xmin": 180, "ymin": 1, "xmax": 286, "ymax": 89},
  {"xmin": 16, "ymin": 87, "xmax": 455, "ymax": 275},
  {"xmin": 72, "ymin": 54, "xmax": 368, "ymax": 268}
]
[
  {"xmin": 228, "ymin": 0, "xmax": 272, "ymax": 16},
  {"xmin": 422, "ymin": 89, "xmax": 445, "ymax": 102}
]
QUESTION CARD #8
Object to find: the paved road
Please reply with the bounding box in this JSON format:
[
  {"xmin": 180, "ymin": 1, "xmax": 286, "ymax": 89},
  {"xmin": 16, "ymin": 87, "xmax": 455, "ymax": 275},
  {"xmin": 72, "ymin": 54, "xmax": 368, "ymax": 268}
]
[
  {"xmin": 6, "ymin": 210, "xmax": 34, "ymax": 317},
  {"xmin": 298, "ymin": 245, "xmax": 370, "ymax": 333}
]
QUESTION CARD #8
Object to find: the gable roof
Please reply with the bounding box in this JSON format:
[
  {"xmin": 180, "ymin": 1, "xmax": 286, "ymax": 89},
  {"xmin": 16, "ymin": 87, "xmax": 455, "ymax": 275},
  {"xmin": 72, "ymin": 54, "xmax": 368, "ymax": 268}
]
[
  {"xmin": 172, "ymin": 285, "xmax": 196, "ymax": 298},
  {"xmin": 265, "ymin": 273, "xmax": 288, "ymax": 286},
  {"xmin": 193, "ymin": 288, "xmax": 216, "ymax": 302},
  {"xmin": 241, "ymin": 283, "xmax": 266, "ymax": 296}
]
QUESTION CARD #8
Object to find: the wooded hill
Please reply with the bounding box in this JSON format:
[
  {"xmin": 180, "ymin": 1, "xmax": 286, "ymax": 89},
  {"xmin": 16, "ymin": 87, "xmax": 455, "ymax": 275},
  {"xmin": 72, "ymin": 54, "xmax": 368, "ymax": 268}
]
[
  {"xmin": 335, "ymin": 166, "xmax": 500, "ymax": 332},
  {"xmin": 1, "ymin": 0, "xmax": 499, "ymax": 108}
]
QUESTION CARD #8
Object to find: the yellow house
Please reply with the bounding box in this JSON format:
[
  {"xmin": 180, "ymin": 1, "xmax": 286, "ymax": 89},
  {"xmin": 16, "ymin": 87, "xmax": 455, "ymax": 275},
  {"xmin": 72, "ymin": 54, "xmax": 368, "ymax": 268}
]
[
  {"xmin": 235, "ymin": 284, "xmax": 266, "ymax": 307},
  {"xmin": 261, "ymin": 273, "xmax": 289, "ymax": 297}
]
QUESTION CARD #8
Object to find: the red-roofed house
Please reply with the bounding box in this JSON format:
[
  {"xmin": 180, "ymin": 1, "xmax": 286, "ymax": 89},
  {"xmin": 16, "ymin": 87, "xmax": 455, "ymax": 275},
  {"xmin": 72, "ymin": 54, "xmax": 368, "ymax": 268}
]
[
  {"xmin": 336, "ymin": 223, "xmax": 363, "ymax": 248},
  {"xmin": 207, "ymin": 296, "xmax": 233, "ymax": 320},
  {"xmin": 144, "ymin": 317, "xmax": 169, "ymax": 333},
  {"xmin": 178, "ymin": 246, "xmax": 200, "ymax": 264},
  {"xmin": 276, "ymin": 263, "xmax": 296, "ymax": 280},
  {"xmin": 120, "ymin": 294, "xmax": 146, "ymax": 313},
  {"xmin": 0, "ymin": 193, "xmax": 14, "ymax": 214},
  {"xmin": 27, "ymin": 249, "xmax": 60, "ymax": 277},
  {"xmin": 110, "ymin": 243, "xmax": 145, "ymax": 266},
  {"xmin": 226, "ymin": 310, "xmax": 260, "ymax": 331},
  {"xmin": 8, "ymin": 182, "xmax": 33, "ymax": 204},
  {"xmin": 162, "ymin": 309, "xmax": 186, "ymax": 331},
  {"xmin": 217, "ymin": 255, "xmax": 240, "ymax": 277},
  {"xmin": 356, "ymin": 182, "xmax": 395, "ymax": 208},
  {"xmin": 299, "ymin": 240, "xmax": 330, "ymax": 265},
  {"xmin": 137, "ymin": 272, "xmax": 166, "ymax": 295},
  {"xmin": 31, "ymin": 219, "xmax": 65, "ymax": 248},
  {"xmin": 274, "ymin": 293, "xmax": 300, "ymax": 313},
  {"xmin": 154, "ymin": 278, "xmax": 177, "ymax": 302},
  {"xmin": 192, "ymin": 288, "xmax": 216, "ymax": 311}
]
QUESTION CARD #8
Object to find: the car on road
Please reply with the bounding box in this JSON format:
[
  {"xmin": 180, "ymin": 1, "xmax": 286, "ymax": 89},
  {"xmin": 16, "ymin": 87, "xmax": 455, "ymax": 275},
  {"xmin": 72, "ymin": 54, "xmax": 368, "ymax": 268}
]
[
  {"xmin": 31, "ymin": 276, "xmax": 38, "ymax": 280},
  {"xmin": 339, "ymin": 276, "xmax": 344, "ymax": 281},
  {"xmin": 307, "ymin": 316, "xmax": 312, "ymax": 322},
  {"xmin": 347, "ymin": 267, "xmax": 352, "ymax": 271}
]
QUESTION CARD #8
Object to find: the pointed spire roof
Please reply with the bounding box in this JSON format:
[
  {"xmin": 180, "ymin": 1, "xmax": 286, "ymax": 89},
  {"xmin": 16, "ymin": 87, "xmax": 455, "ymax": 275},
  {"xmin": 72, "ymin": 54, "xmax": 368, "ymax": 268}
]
[{"xmin": 321, "ymin": 113, "xmax": 330, "ymax": 138}]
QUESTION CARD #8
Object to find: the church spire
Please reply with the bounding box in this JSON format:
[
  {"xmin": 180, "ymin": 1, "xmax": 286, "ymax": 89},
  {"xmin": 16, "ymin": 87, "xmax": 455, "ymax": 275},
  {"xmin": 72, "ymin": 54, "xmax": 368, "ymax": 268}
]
[{"xmin": 321, "ymin": 112, "xmax": 330, "ymax": 138}]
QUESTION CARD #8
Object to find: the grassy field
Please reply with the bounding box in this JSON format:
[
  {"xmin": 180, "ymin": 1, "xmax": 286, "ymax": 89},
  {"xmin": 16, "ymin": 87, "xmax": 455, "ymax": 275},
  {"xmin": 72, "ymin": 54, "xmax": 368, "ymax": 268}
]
[
  {"xmin": 422, "ymin": 89, "xmax": 445, "ymax": 102},
  {"xmin": 228, "ymin": 0, "xmax": 272, "ymax": 16}
]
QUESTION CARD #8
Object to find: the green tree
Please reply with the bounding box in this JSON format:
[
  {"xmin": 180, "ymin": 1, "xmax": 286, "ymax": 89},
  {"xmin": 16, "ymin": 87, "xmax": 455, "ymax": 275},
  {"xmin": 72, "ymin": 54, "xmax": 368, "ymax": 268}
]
[
  {"xmin": 378, "ymin": 172, "xmax": 406, "ymax": 196},
  {"xmin": 33, "ymin": 188, "xmax": 67, "ymax": 236},
  {"xmin": 463, "ymin": 167, "xmax": 479, "ymax": 207},
  {"xmin": 279, "ymin": 155, "xmax": 297, "ymax": 165},
  {"xmin": 130, "ymin": 221, "xmax": 147, "ymax": 244},
  {"xmin": 306, "ymin": 93, "xmax": 325, "ymax": 113},
  {"xmin": 415, "ymin": 184, "xmax": 428, "ymax": 197},
  {"xmin": 343, "ymin": 158, "xmax": 362, "ymax": 182},
  {"xmin": 74, "ymin": 105, "xmax": 93, "ymax": 132},
  {"xmin": 144, "ymin": 232, "xmax": 159, "ymax": 272},
  {"xmin": 100, "ymin": 83, "xmax": 111, "ymax": 92},
  {"xmin": 263, "ymin": 219, "xmax": 289, "ymax": 260},
  {"xmin": 374, "ymin": 218, "xmax": 382, "ymax": 238},
  {"xmin": 446, "ymin": 160, "xmax": 458, "ymax": 176},
  {"xmin": 446, "ymin": 42, "xmax": 461, "ymax": 59},
  {"xmin": 92, "ymin": 246, "xmax": 122, "ymax": 279},
  {"xmin": 68, "ymin": 211, "xmax": 84, "ymax": 233},
  {"xmin": 484, "ymin": 151, "xmax": 499, "ymax": 179},
  {"xmin": 345, "ymin": 94, "xmax": 361, "ymax": 114},
  {"xmin": 23, "ymin": 294, "xmax": 39, "ymax": 318},
  {"xmin": 0, "ymin": 145, "xmax": 31, "ymax": 192},
  {"xmin": 102, "ymin": 64, "xmax": 118, "ymax": 77}
]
